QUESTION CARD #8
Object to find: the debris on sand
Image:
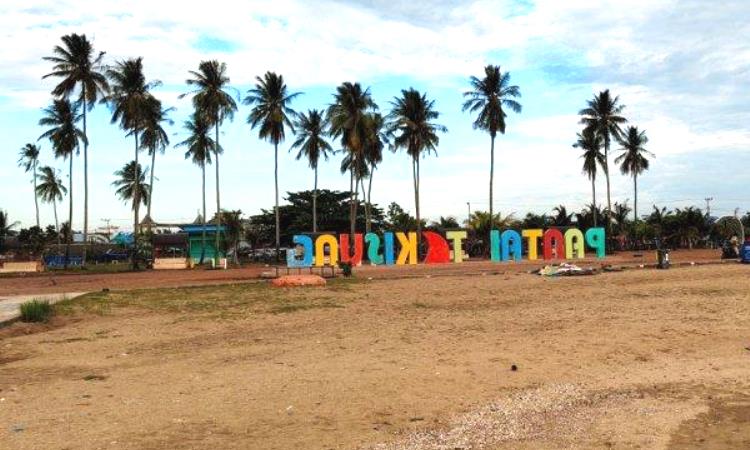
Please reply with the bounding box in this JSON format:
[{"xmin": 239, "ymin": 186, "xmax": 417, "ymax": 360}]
[{"xmin": 535, "ymin": 263, "xmax": 597, "ymax": 277}]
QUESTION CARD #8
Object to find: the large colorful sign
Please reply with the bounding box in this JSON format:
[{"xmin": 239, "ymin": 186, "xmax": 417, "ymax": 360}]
[{"xmin": 287, "ymin": 228, "xmax": 605, "ymax": 267}]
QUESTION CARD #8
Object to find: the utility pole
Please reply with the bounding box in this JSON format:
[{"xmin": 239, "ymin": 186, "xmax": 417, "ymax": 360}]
[
  {"xmin": 466, "ymin": 202, "xmax": 471, "ymax": 221},
  {"xmin": 705, "ymin": 197, "xmax": 713, "ymax": 217},
  {"xmin": 102, "ymin": 218, "xmax": 112, "ymax": 241}
]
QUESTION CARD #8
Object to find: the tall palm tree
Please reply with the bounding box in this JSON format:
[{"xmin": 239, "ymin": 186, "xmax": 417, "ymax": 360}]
[
  {"xmin": 112, "ymin": 161, "xmax": 150, "ymax": 211},
  {"xmin": 17, "ymin": 143, "xmax": 41, "ymax": 227},
  {"xmin": 327, "ymin": 82, "xmax": 377, "ymax": 240},
  {"xmin": 361, "ymin": 112, "xmax": 387, "ymax": 233},
  {"xmin": 177, "ymin": 111, "xmax": 217, "ymax": 265},
  {"xmin": 573, "ymin": 127, "xmax": 605, "ymax": 227},
  {"xmin": 462, "ymin": 65, "xmax": 522, "ymax": 225},
  {"xmin": 579, "ymin": 90, "xmax": 627, "ymax": 229},
  {"xmin": 290, "ymin": 109, "xmax": 332, "ymax": 233},
  {"xmin": 38, "ymin": 99, "xmax": 85, "ymax": 267},
  {"xmin": 139, "ymin": 96, "xmax": 172, "ymax": 229},
  {"xmin": 43, "ymin": 33, "xmax": 109, "ymax": 243},
  {"xmin": 615, "ymin": 126, "xmax": 653, "ymax": 223},
  {"xmin": 183, "ymin": 61, "xmax": 237, "ymax": 265},
  {"xmin": 35, "ymin": 166, "xmax": 67, "ymax": 241},
  {"xmin": 245, "ymin": 71, "xmax": 299, "ymax": 256},
  {"xmin": 388, "ymin": 88, "xmax": 447, "ymax": 247},
  {"xmin": 105, "ymin": 57, "xmax": 157, "ymax": 269}
]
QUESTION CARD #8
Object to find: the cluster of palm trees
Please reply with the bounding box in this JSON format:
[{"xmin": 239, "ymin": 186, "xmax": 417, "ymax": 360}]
[
  {"xmin": 575, "ymin": 90, "xmax": 653, "ymax": 230},
  {"xmin": 27, "ymin": 33, "xmax": 526, "ymax": 267},
  {"xmin": 24, "ymin": 32, "xmax": 658, "ymax": 268}
]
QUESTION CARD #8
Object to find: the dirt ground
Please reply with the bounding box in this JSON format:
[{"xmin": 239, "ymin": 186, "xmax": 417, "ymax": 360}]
[
  {"xmin": 1, "ymin": 263, "xmax": 749, "ymax": 449},
  {"xmin": 0, "ymin": 248, "xmax": 724, "ymax": 296}
]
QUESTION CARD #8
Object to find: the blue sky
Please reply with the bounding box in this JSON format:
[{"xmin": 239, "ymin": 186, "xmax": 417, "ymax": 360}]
[{"xmin": 1, "ymin": 0, "xmax": 749, "ymax": 233}]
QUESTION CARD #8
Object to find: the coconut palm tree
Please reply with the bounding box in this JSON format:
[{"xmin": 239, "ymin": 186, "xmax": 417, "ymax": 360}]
[
  {"xmin": 244, "ymin": 71, "xmax": 299, "ymax": 256},
  {"xmin": 551, "ymin": 205, "xmax": 574, "ymax": 227},
  {"xmin": 17, "ymin": 143, "xmax": 41, "ymax": 227},
  {"xmin": 43, "ymin": 33, "xmax": 109, "ymax": 243},
  {"xmin": 38, "ymin": 99, "xmax": 85, "ymax": 267},
  {"xmin": 579, "ymin": 90, "xmax": 627, "ymax": 229},
  {"xmin": 361, "ymin": 112, "xmax": 387, "ymax": 233},
  {"xmin": 573, "ymin": 127, "xmax": 605, "ymax": 227},
  {"xmin": 112, "ymin": 161, "xmax": 150, "ymax": 210},
  {"xmin": 182, "ymin": 61, "xmax": 237, "ymax": 265},
  {"xmin": 615, "ymin": 126, "xmax": 653, "ymax": 223},
  {"xmin": 138, "ymin": 96, "xmax": 173, "ymax": 229},
  {"xmin": 387, "ymin": 88, "xmax": 446, "ymax": 246},
  {"xmin": 0, "ymin": 210, "xmax": 19, "ymax": 252},
  {"xmin": 290, "ymin": 109, "xmax": 332, "ymax": 233},
  {"xmin": 35, "ymin": 166, "xmax": 67, "ymax": 241},
  {"xmin": 462, "ymin": 65, "xmax": 522, "ymax": 225},
  {"xmin": 177, "ymin": 111, "xmax": 218, "ymax": 265},
  {"xmin": 327, "ymin": 82, "xmax": 377, "ymax": 241},
  {"xmin": 105, "ymin": 57, "xmax": 158, "ymax": 269}
]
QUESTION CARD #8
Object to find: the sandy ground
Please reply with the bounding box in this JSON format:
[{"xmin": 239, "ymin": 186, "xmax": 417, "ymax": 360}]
[
  {"xmin": 0, "ymin": 248, "xmax": 724, "ymax": 296},
  {"xmin": 1, "ymin": 263, "xmax": 749, "ymax": 449}
]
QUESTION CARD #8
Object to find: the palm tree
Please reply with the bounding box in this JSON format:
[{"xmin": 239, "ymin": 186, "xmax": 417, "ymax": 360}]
[
  {"xmin": 387, "ymin": 88, "xmax": 446, "ymax": 246},
  {"xmin": 35, "ymin": 166, "xmax": 67, "ymax": 241},
  {"xmin": 43, "ymin": 33, "xmax": 109, "ymax": 243},
  {"xmin": 615, "ymin": 126, "xmax": 653, "ymax": 223},
  {"xmin": 38, "ymin": 99, "xmax": 85, "ymax": 267},
  {"xmin": 139, "ymin": 96, "xmax": 172, "ymax": 229},
  {"xmin": 245, "ymin": 71, "xmax": 299, "ymax": 256},
  {"xmin": 17, "ymin": 143, "xmax": 41, "ymax": 227},
  {"xmin": 177, "ymin": 111, "xmax": 217, "ymax": 265},
  {"xmin": 327, "ymin": 82, "xmax": 377, "ymax": 241},
  {"xmin": 573, "ymin": 128, "xmax": 605, "ymax": 227},
  {"xmin": 361, "ymin": 112, "xmax": 387, "ymax": 233},
  {"xmin": 105, "ymin": 57, "xmax": 157, "ymax": 269},
  {"xmin": 462, "ymin": 65, "xmax": 522, "ymax": 225},
  {"xmin": 0, "ymin": 210, "xmax": 19, "ymax": 252},
  {"xmin": 551, "ymin": 205, "xmax": 574, "ymax": 227},
  {"xmin": 112, "ymin": 161, "xmax": 150, "ymax": 210},
  {"xmin": 183, "ymin": 61, "xmax": 237, "ymax": 265},
  {"xmin": 290, "ymin": 109, "xmax": 332, "ymax": 233},
  {"xmin": 579, "ymin": 90, "xmax": 627, "ymax": 229}
]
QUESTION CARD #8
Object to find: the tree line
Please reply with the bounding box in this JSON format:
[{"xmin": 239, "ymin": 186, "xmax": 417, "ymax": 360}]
[{"xmin": 6, "ymin": 32, "xmax": 727, "ymax": 267}]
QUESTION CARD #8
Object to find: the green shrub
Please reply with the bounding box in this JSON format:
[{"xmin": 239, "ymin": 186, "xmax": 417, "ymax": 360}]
[{"xmin": 19, "ymin": 299, "xmax": 53, "ymax": 323}]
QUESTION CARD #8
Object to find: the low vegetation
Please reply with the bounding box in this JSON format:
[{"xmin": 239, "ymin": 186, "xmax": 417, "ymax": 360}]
[{"xmin": 19, "ymin": 299, "xmax": 54, "ymax": 322}]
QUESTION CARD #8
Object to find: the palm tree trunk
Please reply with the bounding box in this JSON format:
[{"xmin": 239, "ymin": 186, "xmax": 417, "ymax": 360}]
[
  {"xmin": 133, "ymin": 131, "xmax": 140, "ymax": 270},
  {"xmin": 200, "ymin": 164, "xmax": 206, "ymax": 265},
  {"xmin": 147, "ymin": 147, "xmax": 156, "ymax": 233},
  {"xmin": 65, "ymin": 154, "xmax": 73, "ymax": 269},
  {"xmin": 413, "ymin": 157, "xmax": 421, "ymax": 249},
  {"xmin": 367, "ymin": 164, "xmax": 375, "ymax": 233},
  {"xmin": 633, "ymin": 174, "xmax": 638, "ymax": 223},
  {"xmin": 274, "ymin": 141, "xmax": 280, "ymax": 260},
  {"xmin": 313, "ymin": 166, "xmax": 318, "ymax": 233},
  {"xmin": 53, "ymin": 199, "xmax": 60, "ymax": 245},
  {"xmin": 360, "ymin": 176, "xmax": 370, "ymax": 234},
  {"xmin": 604, "ymin": 134, "xmax": 612, "ymax": 230},
  {"xmin": 214, "ymin": 123, "xmax": 222, "ymax": 266},
  {"xmin": 82, "ymin": 84, "xmax": 89, "ymax": 244},
  {"xmin": 489, "ymin": 134, "xmax": 495, "ymax": 224},
  {"xmin": 349, "ymin": 167, "xmax": 355, "ymax": 242},
  {"xmin": 33, "ymin": 161, "xmax": 40, "ymax": 228},
  {"xmin": 417, "ymin": 158, "xmax": 421, "ymax": 248},
  {"xmin": 591, "ymin": 176, "xmax": 598, "ymax": 227}
]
